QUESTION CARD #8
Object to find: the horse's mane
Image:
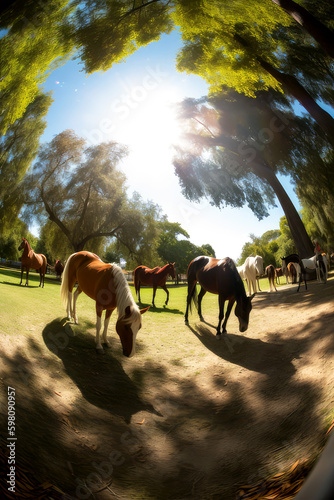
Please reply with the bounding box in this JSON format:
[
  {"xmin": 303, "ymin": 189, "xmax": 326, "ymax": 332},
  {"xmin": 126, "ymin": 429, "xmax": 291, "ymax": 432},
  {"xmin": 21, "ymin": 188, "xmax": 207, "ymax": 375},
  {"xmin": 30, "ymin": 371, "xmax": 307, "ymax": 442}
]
[
  {"xmin": 283, "ymin": 253, "xmax": 299, "ymax": 260},
  {"xmin": 157, "ymin": 263, "xmax": 173, "ymax": 274},
  {"xmin": 223, "ymin": 257, "xmax": 247, "ymax": 299},
  {"xmin": 112, "ymin": 265, "xmax": 140, "ymax": 323}
]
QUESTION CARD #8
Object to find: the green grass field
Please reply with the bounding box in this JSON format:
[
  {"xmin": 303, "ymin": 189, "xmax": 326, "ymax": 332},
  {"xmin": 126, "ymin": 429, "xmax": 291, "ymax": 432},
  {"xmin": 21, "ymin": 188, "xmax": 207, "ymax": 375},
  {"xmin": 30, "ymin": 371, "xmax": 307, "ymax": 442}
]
[{"xmin": 0, "ymin": 264, "xmax": 285, "ymax": 362}]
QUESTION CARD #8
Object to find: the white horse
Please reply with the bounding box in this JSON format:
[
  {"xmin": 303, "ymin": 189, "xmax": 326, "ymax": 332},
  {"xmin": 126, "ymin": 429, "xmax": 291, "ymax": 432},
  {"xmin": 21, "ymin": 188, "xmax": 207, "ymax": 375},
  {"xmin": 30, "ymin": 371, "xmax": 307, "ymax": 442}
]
[
  {"xmin": 301, "ymin": 254, "xmax": 328, "ymax": 283},
  {"xmin": 243, "ymin": 255, "xmax": 264, "ymax": 296},
  {"xmin": 237, "ymin": 264, "xmax": 245, "ymax": 280}
]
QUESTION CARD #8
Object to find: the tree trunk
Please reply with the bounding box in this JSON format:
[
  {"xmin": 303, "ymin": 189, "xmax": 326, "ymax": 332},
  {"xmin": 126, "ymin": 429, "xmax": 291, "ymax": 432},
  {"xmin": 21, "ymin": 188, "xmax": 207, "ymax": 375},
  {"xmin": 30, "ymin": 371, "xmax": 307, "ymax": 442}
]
[
  {"xmin": 257, "ymin": 58, "xmax": 334, "ymax": 147},
  {"xmin": 193, "ymin": 132, "xmax": 314, "ymax": 258},
  {"xmin": 252, "ymin": 162, "xmax": 314, "ymax": 258},
  {"xmin": 234, "ymin": 35, "xmax": 334, "ymax": 147},
  {"xmin": 270, "ymin": 0, "xmax": 334, "ymax": 58}
]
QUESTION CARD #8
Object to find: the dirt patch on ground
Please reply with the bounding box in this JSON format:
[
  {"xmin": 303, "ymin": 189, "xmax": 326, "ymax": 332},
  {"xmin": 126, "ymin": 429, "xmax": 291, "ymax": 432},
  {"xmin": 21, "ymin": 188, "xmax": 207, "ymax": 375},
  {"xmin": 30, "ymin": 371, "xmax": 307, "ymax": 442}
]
[{"xmin": 1, "ymin": 275, "xmax": 334, "ymax": 499}]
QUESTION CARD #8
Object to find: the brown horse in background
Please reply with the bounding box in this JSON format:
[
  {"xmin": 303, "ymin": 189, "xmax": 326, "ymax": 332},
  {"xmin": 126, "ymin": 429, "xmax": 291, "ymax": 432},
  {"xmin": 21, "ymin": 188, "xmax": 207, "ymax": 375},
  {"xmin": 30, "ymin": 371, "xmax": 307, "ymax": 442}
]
[
  {"xmin": 54, "ymin": 260, "xmax": 64, "ymax": 279},
  {"xmin": 266, "ymin": 264, "xmax": 277, "ymax": 292},
  {"xmin": 185, "ymin": 256, "xmax": 254, "ymax": 336},
  {"xmin": 287, "ymin": 262, "xmax": 297, "ymax": 284},
  {"xmin": 18, "ymin": 238, "xmax": 47, "ymax": 287},
  {"xmin": 133, "ymin": 263, "xmax": 176, "ymax": 307}
]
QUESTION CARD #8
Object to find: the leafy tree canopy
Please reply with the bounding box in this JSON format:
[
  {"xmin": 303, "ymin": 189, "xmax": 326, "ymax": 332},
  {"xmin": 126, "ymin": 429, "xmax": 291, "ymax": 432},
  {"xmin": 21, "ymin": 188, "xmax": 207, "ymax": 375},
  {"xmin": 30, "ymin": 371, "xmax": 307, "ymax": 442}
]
[
  {"xmin": 0, "ymin": 0, "xmax": 75, "ymax": 134},
  {"xmin": 0, "ymin": 92, "xmax": 53, "ymax": 233},
  {"xmin": 22, "ymin": 130, "xmax": 133, "ymax": 252}
]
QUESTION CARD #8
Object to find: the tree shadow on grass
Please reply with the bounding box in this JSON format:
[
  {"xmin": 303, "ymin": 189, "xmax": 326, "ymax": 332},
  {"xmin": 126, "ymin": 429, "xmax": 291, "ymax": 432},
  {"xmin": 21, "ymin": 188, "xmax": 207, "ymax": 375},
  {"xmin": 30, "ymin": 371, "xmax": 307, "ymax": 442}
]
[{"xmin": 42, "ymin": 318, "xmax": 160, "ymax": 423}]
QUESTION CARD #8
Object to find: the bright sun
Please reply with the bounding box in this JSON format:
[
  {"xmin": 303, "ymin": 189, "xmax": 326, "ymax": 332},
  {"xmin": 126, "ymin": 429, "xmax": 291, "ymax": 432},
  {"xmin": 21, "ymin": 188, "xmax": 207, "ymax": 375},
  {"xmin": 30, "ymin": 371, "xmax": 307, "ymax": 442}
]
[{"xmin": 115, "ymin": 85, "xmax": 184, "ymax": 156}]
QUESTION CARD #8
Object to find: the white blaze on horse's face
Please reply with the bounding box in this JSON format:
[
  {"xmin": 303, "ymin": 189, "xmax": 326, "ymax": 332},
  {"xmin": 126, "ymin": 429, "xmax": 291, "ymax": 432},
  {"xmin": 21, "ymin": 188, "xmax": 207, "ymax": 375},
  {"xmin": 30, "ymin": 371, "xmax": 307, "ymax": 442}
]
[
  {"xmin": 116, "ymin": 308, "xmax": 141, "ymax": 357},
  {"xmin": 116, "ymin": 305, "xmax": 149, "ymax": 357}
]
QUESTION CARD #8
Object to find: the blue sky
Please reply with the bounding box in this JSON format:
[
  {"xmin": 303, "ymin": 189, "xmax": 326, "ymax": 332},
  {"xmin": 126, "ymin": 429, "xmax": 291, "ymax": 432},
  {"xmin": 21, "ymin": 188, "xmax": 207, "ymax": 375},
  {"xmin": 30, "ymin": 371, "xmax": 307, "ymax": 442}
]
[{"xmin": 39, "ymin": 30, "xmax": 300, "ymax": 261}]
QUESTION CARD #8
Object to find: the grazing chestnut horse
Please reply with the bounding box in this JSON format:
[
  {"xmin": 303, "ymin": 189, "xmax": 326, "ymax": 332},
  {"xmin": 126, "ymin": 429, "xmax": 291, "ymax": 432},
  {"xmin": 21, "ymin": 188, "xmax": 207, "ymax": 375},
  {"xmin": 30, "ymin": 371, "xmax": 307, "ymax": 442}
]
[
  {"xmin": 265, "ymin": 264, "xmax": 277, "ymax": 292},
  {"xmin": 133, "ymin": 263, "xmax": 176, "ymax": 307},
  {"xmin": 275, "ymin": 267, "xmax": 283, "ymax": 285},
  {"xmin": 60, "ymin": 251, "xmax": 149, "ymax": 356},
  {"xmin": 185, "ymin": 256, "xmax": 254, "ymax": 336},
  {"xmin": 18, "ymin": 238, "xmax": 47, "ymax": 287},
  {"xmin": 54, "ymin": 260, "xmax": 64, "ymax": 279}
]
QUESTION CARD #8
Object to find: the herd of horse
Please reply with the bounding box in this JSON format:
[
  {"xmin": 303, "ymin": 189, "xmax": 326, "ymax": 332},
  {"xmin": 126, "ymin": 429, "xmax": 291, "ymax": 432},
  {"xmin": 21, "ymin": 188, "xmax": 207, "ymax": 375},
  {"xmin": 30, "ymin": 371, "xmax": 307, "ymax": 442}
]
[{"xmin": 15, "ymin": 237, "xmax": 330, "ymax": 358}]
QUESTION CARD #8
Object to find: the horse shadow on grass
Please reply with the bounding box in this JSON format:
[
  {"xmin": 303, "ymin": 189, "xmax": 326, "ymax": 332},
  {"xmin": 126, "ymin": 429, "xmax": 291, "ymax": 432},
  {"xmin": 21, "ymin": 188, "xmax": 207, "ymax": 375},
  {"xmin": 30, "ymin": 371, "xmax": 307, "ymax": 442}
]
[
  {"xmin": 2, "ymin": 280, "xmax": 40, "ymax": 288},
  {"xmin": 42, "ymin": 318, "xmax": 161, "ymax": 423},
  {"xmin": 187, "ymin": 322, "xmax": 297, "ymax": 381},
  {"xmin": 137, "ymin": 301, "xmax": 184, "ymax": 315}
]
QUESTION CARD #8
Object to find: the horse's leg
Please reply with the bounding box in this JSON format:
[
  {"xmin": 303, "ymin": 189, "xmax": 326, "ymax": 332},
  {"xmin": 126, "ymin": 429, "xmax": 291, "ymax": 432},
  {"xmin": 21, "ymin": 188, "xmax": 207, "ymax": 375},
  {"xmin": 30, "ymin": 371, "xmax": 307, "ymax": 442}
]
[
  {"xmin": 161, "ymin": 284, "xmax": 169, "ymax": 306},
  {"xmin": 217, "ymin": 296, "xmax": 227, "ymax": 336},
  {"xmin": 152, "ymin": 286, "xmax": 157, "ymax": 307},
  {"xmin": 95, "ymin": 304, "xmax": 104, "ymax": 353},
  {"xmin": 25, "ymin": 267, "xmax": 30, "ymax": 287},
  {"xmin": 38, "ymin": 268, "xmax": 43, "ymax": 287},
  {"xmin": 102, "ymin": 308, "xmax": 115, "ymax": 347},
  {"xmin": 257, "ymin": 277, "xmax": 262, "ymax": 292},
  {"xmin": 252, "ymin": 278, "xmax": 256, "ymax": 295},
  {"xmin": 197, "ymin": 287, "xmax": 206, "ymax": 321},
  {"xmin": 137, "ymin": 281, "xmax": 142, "ymax": 304},
  {"xmin": 19, "ymin": 266, "xmax": 24, "ymax": 285},
  {"xmin": 72, "ymin": 286, "xmax": 82, "ymax": 324},
  {"xmin": 41, "ymin": 265, "xmax": 46, "ymax": 288},
  {"xmin": 246, "ymin": 279, "xmax": 251, "ymax": 296},
  {"xmin": 222, "ymin": 298, "xmax": 234, "ymax": 334},
  {"xmin": 297, "ymin": 269, "xmax": 307, "ymax": 292}
]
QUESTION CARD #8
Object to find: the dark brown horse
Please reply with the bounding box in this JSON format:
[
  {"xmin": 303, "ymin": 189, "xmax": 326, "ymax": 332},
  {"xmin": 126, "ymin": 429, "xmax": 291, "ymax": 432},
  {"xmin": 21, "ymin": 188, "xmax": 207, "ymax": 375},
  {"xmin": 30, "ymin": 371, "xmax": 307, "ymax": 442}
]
[
  {"xmin": 18, "ymin": 238, "xmax": 47, "ymax": 287},
  {"xmin": 54, "ymin": 260, "xmax": 64, "ymax": 279},
  {"xmin": 265, "ymin": 264, "xmax": 277, "ymax": 292},
  {"xmin": 133, "ymin": 263, "xmax": 176, "ymax": 307},
  {"xmin": 185, "ymin": 256, "xmax": 254, "ymax": 336}
]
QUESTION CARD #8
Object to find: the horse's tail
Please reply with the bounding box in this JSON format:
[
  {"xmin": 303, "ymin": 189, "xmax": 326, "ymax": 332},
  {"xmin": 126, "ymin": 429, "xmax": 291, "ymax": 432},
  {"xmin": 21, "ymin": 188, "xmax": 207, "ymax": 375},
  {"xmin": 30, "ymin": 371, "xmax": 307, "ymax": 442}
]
[
  {"xmin": 133, "ymin": 267, "xmax": 140, "ymax": 296},
  {"xmin": 186, "ymin": 261, "xmax": 198, "ymax": 313},
  {"xmin": 60, "ymin": 253, "xmax": 76, "ymax": 307},
  {"xmin": 41, "ymin": 255, "xmax": 48, "ymax": 274},
  {"xmin": 189, "ymin": 283, "xmax": 198, "ymax": 312}
]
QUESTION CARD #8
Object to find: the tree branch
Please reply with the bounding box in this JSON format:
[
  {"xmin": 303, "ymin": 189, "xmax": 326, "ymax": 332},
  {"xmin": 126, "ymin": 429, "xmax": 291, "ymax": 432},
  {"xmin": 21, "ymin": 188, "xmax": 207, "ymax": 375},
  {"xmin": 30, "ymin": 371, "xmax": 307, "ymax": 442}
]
[
  {"xmin": 40, "ymin": 187, "xmax": 73, "ymax": 246},
  {"xmin": 73, "ymin": 180, "xmax": 93, "ymax": 237},
  {"xmin": 234, "ymin": 34, "xmax": 334, "ymax": 146}
]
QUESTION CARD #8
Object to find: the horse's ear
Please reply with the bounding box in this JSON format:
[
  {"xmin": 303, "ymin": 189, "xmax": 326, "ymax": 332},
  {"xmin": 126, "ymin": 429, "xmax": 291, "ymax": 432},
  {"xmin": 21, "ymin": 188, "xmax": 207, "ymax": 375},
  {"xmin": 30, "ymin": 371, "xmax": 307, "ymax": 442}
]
[{"xmin": 140, "ymin": 306, "xmax": 150, "ymax": 315}]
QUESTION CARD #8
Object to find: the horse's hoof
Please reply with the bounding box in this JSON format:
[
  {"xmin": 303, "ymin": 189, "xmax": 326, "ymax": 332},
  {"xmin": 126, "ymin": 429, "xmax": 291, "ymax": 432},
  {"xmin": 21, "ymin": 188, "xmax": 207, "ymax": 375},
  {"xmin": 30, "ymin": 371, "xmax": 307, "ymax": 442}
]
[
  {"xmin": 216, "ymin": 333, "xmax": 222, "ymax": 340},
  {"xmin": 96, "ymin": 347, "xmax": 104, "ymax": 355},
  {"xmin": 102, "ymin": 342, "xmax": 111, "ymax": 349},
  {"xmin": 200, "ymin": 316, "xmax": 204, "ymax": 322}
]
